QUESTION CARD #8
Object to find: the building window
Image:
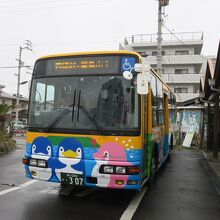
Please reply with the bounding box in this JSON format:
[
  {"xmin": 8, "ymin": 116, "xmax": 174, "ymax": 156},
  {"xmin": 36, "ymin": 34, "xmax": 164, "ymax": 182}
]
[
  {"xmin": 174, "ymin": 88, "xmax": 188, "ymax": 93},
  {"xmin": 152, "ymin": 51, "xmax": 165, "ymax": 56},
  {"xmin": 175, "ymin": 50, "xmax": 189, "ymax": 55},
  {"xmin": 175, "ymin": 69, "xmax": 188, "ymax": 74},
  {"xmin": 193, "ymin": 84, "xmax": 200, "ymax": 93},
  {"xmin": 2, "ymin": 100, "xmax": 6, "ymax": 104}
]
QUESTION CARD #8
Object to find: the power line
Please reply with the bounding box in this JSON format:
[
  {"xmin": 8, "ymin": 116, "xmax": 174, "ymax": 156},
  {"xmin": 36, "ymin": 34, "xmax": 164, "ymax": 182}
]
[
  {"xmin": 162, "ymin": 24, "xmax": 207, "ymax": 62},
  {"xmin": 0, "ymin": 0, "xmax": 114, "ymax": 14},
  {"xmin": 0, "ymin": 65, "xmax": 33, "ymax": 69}
]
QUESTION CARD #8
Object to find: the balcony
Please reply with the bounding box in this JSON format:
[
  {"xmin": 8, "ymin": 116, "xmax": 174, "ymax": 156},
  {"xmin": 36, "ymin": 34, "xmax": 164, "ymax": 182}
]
[
  {"xmin": 124, "ymin": 32, "xmax": 203, "ymax": 54},
  {"xmin": 162, "ymin": 74, "xmax": 201, "ymax": 84},
  {"xmin": 174, "ymin": 93, "xmax": 199, "ymax": 103},
  {"xmin": 145, "ymin": 54, "xmax": 205, "ymax": 65}
]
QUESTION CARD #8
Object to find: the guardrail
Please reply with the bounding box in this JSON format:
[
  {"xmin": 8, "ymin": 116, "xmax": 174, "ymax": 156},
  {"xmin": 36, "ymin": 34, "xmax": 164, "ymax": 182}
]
[{"xmin": 124, "ymin": 32, "xmax": 203, "ymax": 44}]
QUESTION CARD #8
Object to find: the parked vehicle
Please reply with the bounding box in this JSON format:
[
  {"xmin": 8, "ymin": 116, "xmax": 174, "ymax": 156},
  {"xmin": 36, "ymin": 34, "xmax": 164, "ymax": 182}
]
[{"xmin": 12, "ymin": 121, "xmax": 25, "ymax": 130}]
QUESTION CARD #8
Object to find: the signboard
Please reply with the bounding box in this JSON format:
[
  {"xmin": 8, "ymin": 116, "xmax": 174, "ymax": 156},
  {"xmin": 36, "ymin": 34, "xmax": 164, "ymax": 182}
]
[
  {"xmin": 182, "ymin": 122, "xmax": 197, "ymax": 148},
  {"xmin": 34, "ymin": 55, "xmax": 137, "ymax": 76}
]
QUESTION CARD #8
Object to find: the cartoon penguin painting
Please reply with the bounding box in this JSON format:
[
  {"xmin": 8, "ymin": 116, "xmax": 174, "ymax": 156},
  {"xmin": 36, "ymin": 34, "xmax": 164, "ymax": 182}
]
[
  {"xmin": 56, "ymin": 138, "xmax": 85, "ymax": 181},
  {"xmin": 92, "ymin": 142, "xmax": 131, "ymax": 188},
  {"xmin": 29, "ymin": 136, "xmax": 53, "ymax": 181}
]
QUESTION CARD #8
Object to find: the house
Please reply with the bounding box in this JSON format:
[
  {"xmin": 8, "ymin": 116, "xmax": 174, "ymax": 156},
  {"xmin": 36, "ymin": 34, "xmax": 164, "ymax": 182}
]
[{"xmin": 0, "ymin": 84, "xmax": 29, "ymax": 124}]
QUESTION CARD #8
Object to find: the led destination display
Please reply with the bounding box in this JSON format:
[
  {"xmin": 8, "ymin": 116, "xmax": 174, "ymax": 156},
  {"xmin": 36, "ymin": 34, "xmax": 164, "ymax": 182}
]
[{"xmin": 34, "ymin": 56, "xmax": 124, "ymax": 76}]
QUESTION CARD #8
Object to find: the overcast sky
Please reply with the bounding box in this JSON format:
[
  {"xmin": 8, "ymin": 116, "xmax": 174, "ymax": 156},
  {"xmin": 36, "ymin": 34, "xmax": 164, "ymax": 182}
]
[{"xmin": 0, "ymin": 0, "xmax": 219, "ymax": 96}]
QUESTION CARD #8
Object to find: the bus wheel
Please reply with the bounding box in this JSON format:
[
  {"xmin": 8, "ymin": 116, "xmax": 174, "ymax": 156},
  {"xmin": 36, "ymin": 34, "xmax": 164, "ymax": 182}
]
[
  {"xmin": 168, "ymin": 134, "xmax": 173, "ymax": 161},
  {"xmin": 149, "ymin": 156, "xmax": 158, "ymax": 186},
  {"xmin": 167, "ymin": 148, "xmax": 171, "ymax": 161},
  {"xmin": 170, "ymin": 133, "xmax": 174, "ymax": 150}
]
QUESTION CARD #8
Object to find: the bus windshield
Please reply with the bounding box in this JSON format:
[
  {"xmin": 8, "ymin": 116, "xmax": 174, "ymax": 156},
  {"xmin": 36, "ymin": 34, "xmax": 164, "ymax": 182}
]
[{"xmin": 28, "ymin": 75, "xmax": 139, "ymax": 133}]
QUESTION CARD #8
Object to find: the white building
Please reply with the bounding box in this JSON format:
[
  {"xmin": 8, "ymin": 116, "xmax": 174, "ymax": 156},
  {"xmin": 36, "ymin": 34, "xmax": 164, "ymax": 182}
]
[
  {"xmin": 0, "ymin": 84, "xmax": 29, "ymax": 123},
  {"xmin": 121, "ymin": 32, "xmax": 206, "ymax": 103}
]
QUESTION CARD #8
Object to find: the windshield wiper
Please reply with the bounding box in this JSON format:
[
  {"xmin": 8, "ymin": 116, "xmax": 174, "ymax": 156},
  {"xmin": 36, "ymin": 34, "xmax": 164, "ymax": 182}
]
[
  {"xmin": 45, "ymin": 105, "xmax": 73, "ymax": 132},
  {"xmin": 78, "ymin": 105, "xmax": 101, "ymax": 130},
  {"xmin": 72, "ymin": 90, "xmax": 76, "ymax": 122}
]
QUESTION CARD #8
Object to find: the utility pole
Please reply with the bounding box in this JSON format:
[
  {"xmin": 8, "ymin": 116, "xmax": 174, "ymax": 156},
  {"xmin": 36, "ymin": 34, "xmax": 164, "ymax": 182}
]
[
  {"xmin": 157, "ymin": 0, "xmax": 170, "ymax": 76},
  {"xmin": 15, "ymin": 40, "xmax": 33, "ymax": 123}
]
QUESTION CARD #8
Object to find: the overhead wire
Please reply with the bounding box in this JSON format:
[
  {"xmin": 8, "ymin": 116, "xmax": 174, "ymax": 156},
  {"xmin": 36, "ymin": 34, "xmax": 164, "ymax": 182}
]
[
  {"xmin": 0, "ymin": 0, "xmax": 115, "ymax": 13},
  {"xmin": 162, "ymin": 23, "xmax": 207, "ymax": 62}
]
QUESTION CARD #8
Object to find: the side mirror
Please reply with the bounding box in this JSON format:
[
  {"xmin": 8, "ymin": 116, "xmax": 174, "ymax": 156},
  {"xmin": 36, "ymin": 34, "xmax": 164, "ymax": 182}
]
[
  {"xmin": 137, "ymin": 73, "xmax": 149, "ymax": 95},
  {"xmin": 123, "ymin": 71, "xmax": 133, "ymax": 80}
]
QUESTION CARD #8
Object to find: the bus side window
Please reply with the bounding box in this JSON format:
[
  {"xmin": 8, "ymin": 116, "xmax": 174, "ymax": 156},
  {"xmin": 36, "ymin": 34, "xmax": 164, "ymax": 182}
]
[
  {"xmin": 150, "ymin": 75, "xmax": 157, "ymax": 127},
  {"xmin": 156, "ymin": 80, "xmax": 164, "ymax": 126},
  {"xmin": 168, "ymin": 92, "xmax": 173, "ymax": 124}
]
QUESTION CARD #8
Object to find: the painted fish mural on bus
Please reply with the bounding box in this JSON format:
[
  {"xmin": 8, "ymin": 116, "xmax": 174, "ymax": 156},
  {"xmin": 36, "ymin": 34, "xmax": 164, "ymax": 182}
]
[
  {"xmin": 25, "ymin": 135, "xmax": 141, "ymax": 189},
  {"xmin": 91, "ymin": 142, "xmax": 132, "ymax": 188},
  {"xmin": 28, "ymin": 136, "xmax": 54, "ymax": 181},
  {"xmin": 56, "ymin": 138, "xmax": 85, "ymax": 181}
]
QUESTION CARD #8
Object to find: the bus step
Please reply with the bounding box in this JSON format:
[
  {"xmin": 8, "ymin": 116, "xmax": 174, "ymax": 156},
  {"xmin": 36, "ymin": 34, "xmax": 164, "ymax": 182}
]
[{"xmin": 58, "ymin": 185, "xmax": 75, "ymax": 196}]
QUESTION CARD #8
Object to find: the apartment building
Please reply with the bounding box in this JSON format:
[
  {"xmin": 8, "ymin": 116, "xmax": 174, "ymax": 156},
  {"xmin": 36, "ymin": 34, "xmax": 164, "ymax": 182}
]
[
  {"xmin": 0, "ymin": 84, "xmax": 29, "ymax": 123},
  {"xmin": 121, "ymin": 32, "xmax": 206, "ymax": 103}
]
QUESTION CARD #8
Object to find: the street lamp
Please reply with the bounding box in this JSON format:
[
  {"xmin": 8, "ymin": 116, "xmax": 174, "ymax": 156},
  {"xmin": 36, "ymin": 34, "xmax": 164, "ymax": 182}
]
[
  {"xmin": 15, "ymin": 40, "xmax": 33, "ymax": 124},
  {"xmin": 20, "ymin": 81, "xmax": 28, "ymax": 85},
  {"xmin": 159, "ymin": 0, "xmax": 169, "ymax": 6}
]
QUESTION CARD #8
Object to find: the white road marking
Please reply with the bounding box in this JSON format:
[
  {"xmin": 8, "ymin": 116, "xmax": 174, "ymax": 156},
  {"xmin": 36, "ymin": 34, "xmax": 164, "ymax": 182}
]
[
  {"xmin": 40, "ymin": 187, "xmax": 59, "ymax": 195},
  {"xmin": 0, "ymin": 180, "xmax": 38, "ymax": 196},
  {"xmin": 120, "ymin": 186, "xmax": 148, "ymax": 220}
]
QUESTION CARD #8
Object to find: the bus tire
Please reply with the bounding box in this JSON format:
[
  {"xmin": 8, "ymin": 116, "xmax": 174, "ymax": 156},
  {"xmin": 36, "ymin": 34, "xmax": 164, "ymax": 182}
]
[
  {"xmin": 170, "ymin": 133, "xmax": 174, "ymax": 150},
  {"xmin": 167, "ymin": 134, "xmax": 173, "ymax": 161},
  {"xmin": 149, "ymin": 147, "xmax": 158, "ymax": 186},
  {"xmin": 167, "ymin": 148, "xmax": 171, "ymax": 161}
]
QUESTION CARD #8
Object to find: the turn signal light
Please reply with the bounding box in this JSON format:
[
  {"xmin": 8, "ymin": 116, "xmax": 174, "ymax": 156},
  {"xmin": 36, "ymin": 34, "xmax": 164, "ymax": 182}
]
[
  {"xmin": 127, "ymin": 180, "xmax": 138, "ymax": 185},
  {"xmin": 127, "ymin": 166, "xmax": 140, "ymax": 174},
  {"xmin": 22, "ymin": 158, "xmax": 29, "ymax": 165}
]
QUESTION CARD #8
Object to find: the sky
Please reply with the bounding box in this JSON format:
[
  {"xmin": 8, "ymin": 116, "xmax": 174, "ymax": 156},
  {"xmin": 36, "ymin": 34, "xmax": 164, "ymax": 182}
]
[{"xmin": 0, "ymin": 0, "xmax": 219, "ymax": 97}]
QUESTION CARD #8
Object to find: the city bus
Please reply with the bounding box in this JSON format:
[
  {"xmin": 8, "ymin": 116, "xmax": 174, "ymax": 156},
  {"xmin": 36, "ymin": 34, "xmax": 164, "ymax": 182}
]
[{"xmin": 23, "ymin": 51, "xmax": 176, "ymax": 191}]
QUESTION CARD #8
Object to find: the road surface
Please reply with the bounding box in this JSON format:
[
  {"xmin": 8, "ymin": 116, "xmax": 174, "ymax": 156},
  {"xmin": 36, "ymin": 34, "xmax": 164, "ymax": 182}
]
[{"xmin": 0, "ymin": 138, "xmax": 219, "ymax": 220}]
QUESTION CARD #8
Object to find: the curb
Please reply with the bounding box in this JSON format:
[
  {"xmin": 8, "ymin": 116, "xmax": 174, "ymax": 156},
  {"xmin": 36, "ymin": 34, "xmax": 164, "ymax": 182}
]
[{"xmin": 201, "ymin": 154, "xmax": 220, "ymax": 196}]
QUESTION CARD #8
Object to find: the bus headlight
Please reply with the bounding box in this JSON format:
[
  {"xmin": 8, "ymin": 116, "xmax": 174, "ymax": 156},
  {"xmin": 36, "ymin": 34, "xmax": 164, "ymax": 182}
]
[
  {"xmin": 103, "ymin": 166, "xmax": 114, "ymax": 174},
  {"xmin": 29, "ymin": 158, "xmax": 47, "ymax": 168},
  {"xmin": 37, "ymin": 160, "xmax": 47, "ymax": 168},
  {"xmin": 29, "ymin": 159, "xmax": 37, "ymax": 166},
  {"xmin": 116, "ymin": 167, "xmax": 126, "ymax": 174}
]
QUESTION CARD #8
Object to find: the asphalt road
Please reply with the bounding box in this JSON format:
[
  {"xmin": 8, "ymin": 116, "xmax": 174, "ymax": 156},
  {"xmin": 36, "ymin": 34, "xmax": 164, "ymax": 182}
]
[
  {"xmin": 133, "ymin": 149, "xmax": 220, "ymax": 220},
  {"xmin": 0, "ymin": 138, "xmax": 220, "ymax": 220}
]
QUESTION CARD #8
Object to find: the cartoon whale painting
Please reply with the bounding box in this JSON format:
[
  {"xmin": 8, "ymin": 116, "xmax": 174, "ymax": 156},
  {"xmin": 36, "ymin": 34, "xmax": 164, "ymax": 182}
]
[
  {"xmin": 92, "ymin": 142, "xmax": 131, "ymax": 188},
  {"xmin": 56, "ymin": 138, "xmax": 85, "ymax": 181},
  {"xmin": 29, "ymin": 136, "xmax": 54, "ymax": 181}
]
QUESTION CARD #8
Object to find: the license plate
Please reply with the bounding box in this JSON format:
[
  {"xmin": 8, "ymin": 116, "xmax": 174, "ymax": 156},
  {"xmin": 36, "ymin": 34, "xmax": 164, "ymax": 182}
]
[{"xmin": 61, "ymin": 173, "xmax": 84, "ymax": 186}]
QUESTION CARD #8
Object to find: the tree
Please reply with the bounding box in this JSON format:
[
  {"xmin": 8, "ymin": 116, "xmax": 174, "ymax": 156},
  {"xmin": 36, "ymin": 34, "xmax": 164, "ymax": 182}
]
[{"xmin": 0, "ymin": 104, "xmax": 13, "ymax": 131}]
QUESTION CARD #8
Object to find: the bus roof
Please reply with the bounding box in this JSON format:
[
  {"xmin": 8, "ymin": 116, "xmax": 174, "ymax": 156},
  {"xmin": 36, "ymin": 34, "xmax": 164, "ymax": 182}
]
[{"xmin": 38, "ymin": 50, "xmax": 142, "ymax": 60}]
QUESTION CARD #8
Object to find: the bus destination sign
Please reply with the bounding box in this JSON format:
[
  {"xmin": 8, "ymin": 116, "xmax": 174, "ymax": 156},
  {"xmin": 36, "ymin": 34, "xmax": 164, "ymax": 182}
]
[
  {"xmin": 54, "ymin": 59, "xmax": 110, "ymax": 70},
  {"xmin": 34, "ymin": 55, "xmax": 137, "ymax": 76}
]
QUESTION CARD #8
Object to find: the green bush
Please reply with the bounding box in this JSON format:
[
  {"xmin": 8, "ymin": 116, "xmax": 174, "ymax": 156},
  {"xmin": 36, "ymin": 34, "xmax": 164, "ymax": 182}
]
[{"xmin": 0, "ymin": 130, "xmax": 16, "ymax": 153}]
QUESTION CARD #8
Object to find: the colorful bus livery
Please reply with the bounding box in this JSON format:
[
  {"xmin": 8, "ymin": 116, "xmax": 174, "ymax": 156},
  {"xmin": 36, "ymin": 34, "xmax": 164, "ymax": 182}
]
[
  {"xmin": 25, "ymin": 134, "xmax": 142, "ymax": 189},
  {"xmin": 23, "ymin": 51, "xmax": 176, "ymax": 191}
]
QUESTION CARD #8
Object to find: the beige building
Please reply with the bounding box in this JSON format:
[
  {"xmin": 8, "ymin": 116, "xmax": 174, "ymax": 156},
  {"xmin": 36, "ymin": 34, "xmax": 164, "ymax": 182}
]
[
  {"xmin": 0, "ymin": 84, "xmax": 29, "ymax": 124},
  {"xmin": 120, "ymin": 32, "xmax": 207, "ymax": 103}
]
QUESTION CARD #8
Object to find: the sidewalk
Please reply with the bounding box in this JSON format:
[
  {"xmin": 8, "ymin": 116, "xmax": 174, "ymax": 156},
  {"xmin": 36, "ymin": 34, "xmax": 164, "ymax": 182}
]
[{"xmin": 202, "ymin": 151, "xmax": 220, "ymax": 196}]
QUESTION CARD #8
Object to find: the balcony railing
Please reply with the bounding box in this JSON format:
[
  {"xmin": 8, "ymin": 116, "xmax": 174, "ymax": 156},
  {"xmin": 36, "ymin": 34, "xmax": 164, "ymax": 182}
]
[{"xmin": 124, "ymin": 31, "xmax": 203, "ymax": 45}]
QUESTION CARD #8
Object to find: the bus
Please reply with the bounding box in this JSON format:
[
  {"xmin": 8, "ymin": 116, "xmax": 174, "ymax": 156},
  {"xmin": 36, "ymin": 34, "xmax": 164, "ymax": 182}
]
[{"xmin": 23, "ymin": 51, "xmax": 176, "ymax": 191}]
